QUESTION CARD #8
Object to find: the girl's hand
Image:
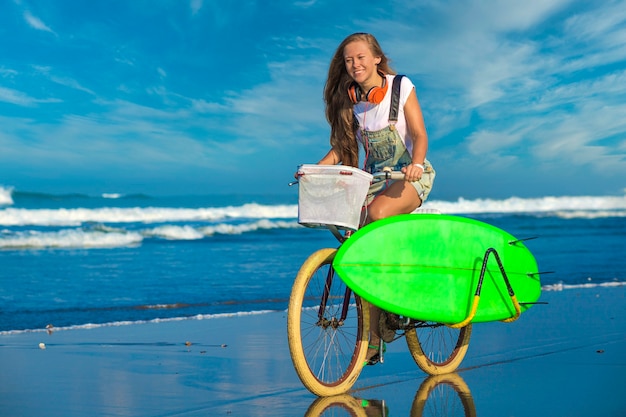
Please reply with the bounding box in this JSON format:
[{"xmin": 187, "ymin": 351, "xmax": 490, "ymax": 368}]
[{"xmin": 401, "ymin": 163, "xmax": 424, "ymax": 182}]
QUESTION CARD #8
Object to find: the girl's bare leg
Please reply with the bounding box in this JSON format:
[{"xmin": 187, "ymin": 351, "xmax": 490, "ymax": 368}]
[{"xmin": 366, "ymin": 180, "xmax": 422, "ymax": 223}]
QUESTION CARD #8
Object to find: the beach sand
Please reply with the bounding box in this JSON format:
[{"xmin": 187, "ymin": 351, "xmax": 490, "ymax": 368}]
[{"xmin": 1, "ymin": 285, "xmax": 624, "ymax": 417}]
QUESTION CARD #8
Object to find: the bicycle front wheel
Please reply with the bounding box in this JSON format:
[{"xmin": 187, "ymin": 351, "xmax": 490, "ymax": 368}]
[
  {"xmin": 405, "ymin": 322, "xmax": 472, "ymax": 375},
  {"xmin": 287, "ymin": 248, "xmax": 369, "ymax": 397}
]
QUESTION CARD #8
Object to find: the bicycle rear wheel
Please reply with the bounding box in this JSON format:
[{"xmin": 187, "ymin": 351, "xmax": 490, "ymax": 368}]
[
  {"xmin": 287, "ymin": 248, "xmax": 369, "ymax": 397},
  {"xmin": 405, "ymin": 322, "xmax": 472, "ymax": 375}
]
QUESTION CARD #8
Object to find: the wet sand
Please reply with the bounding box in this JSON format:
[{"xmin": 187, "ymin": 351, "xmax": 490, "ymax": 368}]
[{"xmin": 1, "ymin": 285, "xmax": 624, "ymax": 416}]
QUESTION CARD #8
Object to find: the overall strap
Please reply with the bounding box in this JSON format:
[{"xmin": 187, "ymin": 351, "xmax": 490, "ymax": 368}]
[{"xmin": 388, "ymin": 74, "xmax": 405, "ymax": 123}]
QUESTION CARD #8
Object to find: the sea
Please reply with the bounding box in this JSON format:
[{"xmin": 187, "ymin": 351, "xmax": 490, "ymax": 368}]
[{"xmin": 1, "ymin": 185, "xmax": 625, "ymax": 334}]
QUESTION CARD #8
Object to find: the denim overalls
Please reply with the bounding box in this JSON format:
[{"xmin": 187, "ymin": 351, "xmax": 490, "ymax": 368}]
[{"xmin": 360, "ymin": 75, "xmax": 435, "ymax": 201}]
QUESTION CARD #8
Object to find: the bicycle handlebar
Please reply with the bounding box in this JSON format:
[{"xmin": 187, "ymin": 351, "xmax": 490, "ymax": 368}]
[
  {"xmin": 289, "ymin": 167, "xmax": 405, "ymax": 186},
  {"xmin": 372, "ymin": 168, "xmax": 405, "ymax": 182}
]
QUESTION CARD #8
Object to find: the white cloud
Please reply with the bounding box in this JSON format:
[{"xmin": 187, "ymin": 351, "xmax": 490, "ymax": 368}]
[
  {"xmin": 0, "ymin": 86, "xmax": 61, "ymax": 106},
  {"xmin": 23, "ymin": 10, "xmax": 55, "ymax": 34},
  {"xmin": 0, "ymin": 103, "xmax": 220, "ymax": 171},
  {"xmin": 467, "ymin": 130, "xmax": 523, "ymax": 156},
  {"xmin": 294, "ymin": 0, "xmax": 318, "ymax": 7},
  {"xmin": 0, "ymin": 68, "xmax": 19, "ymax": 78},
  {"xmin": 190, "ymin": 0, "xmax": 203, "ymax": 15},
  {"xmin": 0, "ymin": 87, "xmax": 33, "ymax": 105},
  {"xmin": 221, "ymin": 56, "xmax": 329, "ymax": 146},
  {"xmin": 563, "ymin": 1, "xmax": 626, "ymax": 48},
  {"xmin": 27, "ymin": 65, "xmax": 95, "ymax": 95}
]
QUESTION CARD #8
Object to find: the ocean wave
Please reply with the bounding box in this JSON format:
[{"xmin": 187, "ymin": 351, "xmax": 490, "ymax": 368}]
[
  {"xmin": 551, "ymin": 210, "xmax": 626, "ymax": 219},
  {"xmin": 142, "ymin": 220, "xmax": 301, "ymax": 241},
  {"xmin": 0, "ymin": 220, "xmax": 302, "ymax": 249},
  {"xmin": 0, "ymin": 186, "xmax": 13, "ymax": 206},
  {"xmin": 198, "ymin": 219, "xmax": 301, "ymax": 236},
  {"xmin": 424, "ymin": 195, "xmax": 626, "ymax": 217},
  {"xmin": 0, "ymin": 229, "xmax": 143, "ymax": 249},
  {"xmin": 0, "ymin": 309, "xmax": 278, "ymax": 336},
  {"xmin": 6, "ymin": 187, "xmax": 151, "ymax": 202},
  {"xmin": 542, "ymin": 281, "xmax": 626, "ymax": 291},
  {"xmin": 0, "ymin": 203, "xmax": 297, "ymax": 226},
  {"xmin": 102, "ymin": 193, "xmax": 123, "ymax": 199},
  {"xmin": 2, "ymin": 192, "xmax": 626, "ymax": 228},
  {"xmin": 144, "ymin": 225, "xmax": 205, "ymax": 240}
]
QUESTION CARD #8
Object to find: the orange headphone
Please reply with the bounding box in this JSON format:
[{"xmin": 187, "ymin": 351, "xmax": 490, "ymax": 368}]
[{"xmin": 348, "ymin": 72, "xmax": 388, "ymax": 104}]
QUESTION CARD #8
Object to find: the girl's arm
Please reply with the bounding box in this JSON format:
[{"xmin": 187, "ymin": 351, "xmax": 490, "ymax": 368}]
[
  {"xmin": 318, "ymin": 148, "xmax": 341, "ymax": 165},
  {"xmin": 402, "ymin": 88, "xmax": 428, "ymax": 181}
]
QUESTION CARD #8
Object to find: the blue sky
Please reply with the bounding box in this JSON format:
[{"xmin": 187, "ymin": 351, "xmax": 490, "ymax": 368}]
[{"xmin": 1, "ymin": 0, "xmax": 625, "ymax": 199}]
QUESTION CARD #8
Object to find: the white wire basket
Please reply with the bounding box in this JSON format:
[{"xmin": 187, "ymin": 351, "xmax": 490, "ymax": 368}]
[{"xmin": 297, "ymin": 164, "xmax": 373, "ymax": 230}]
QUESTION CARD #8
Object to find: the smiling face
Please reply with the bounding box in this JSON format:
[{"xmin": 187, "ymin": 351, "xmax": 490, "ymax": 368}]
[{"xmin": 343, "ymin": 40, "xmax": 382, "ymax": 91}]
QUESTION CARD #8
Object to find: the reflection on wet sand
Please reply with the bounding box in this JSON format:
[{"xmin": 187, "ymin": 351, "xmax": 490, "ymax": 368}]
[
  {"xmin": 304, "ymin": 373, "xmax": 476, "ymax": 417},
  {"xmin": 411, "ymin": 373, "xmax": 476, "ymax": 417}
]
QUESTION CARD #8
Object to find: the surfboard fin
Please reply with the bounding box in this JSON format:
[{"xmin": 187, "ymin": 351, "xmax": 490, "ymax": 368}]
[
  {"xmin": 509, "ymin": 236, "xmax": 538, "ymax": 245},
  {"xmin": 529, "ymin": 271, "xmax": 554, "ymax": 277}
]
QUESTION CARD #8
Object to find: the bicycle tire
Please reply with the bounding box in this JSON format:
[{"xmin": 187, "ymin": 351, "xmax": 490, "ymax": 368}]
[
  {"xmin": 287, "ymin": 248, "xmax": 369, "ymax": 397},
  {"xmin": 405, "ymin": 322, "xmax": 472, "ymax": 375}
]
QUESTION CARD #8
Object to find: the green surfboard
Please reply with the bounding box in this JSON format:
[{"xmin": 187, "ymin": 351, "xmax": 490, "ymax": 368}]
[{"xmin": 332, "ymin": 214, "xmax": 541, "ymax": 324}]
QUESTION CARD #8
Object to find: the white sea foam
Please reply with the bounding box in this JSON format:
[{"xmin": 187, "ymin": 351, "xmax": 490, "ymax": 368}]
[
  {"xmin": 0, "ymin": 229, "xmax": 143, "ymax": 249},
  {"xmin": 142, "ymin": 220, "xmax": 301, "ymax": 241},
  {"xmin": 552, "ymin": 210, "xmax": 626, "ymax": 219},
  {"xmin": 542, "ymin": 281, "xmax": 626, "ymax": 291},
  {"xmin": 0, "ymin": 204, "xmax": 298, "ymax": 226},
  {"xmin": 0, "ymin": 309, "xmax": 277, "ymax": 336},
  {"xmin": 423, "ymin": 195, "xmax": 626, "ymax": 216},
  {"xmin": 199, "ymin": 219, "xmax": 301, "ymax": 236},
  {"xmin": 0, "ymin": 186, "xmax": 13, "ymax": 206},
  {"xmin": 144, "ymin": 225, "xmax": 205, "ymax": 240},
  {"xmin": 0, "ymin": 220, "xmax": 302, "ymax": 249}
]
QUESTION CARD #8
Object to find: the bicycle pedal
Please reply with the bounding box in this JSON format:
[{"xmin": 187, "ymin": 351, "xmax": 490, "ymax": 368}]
[
  {"xmin": 399, "ymin": 316, "xmax": 412, "ymax": 326},
  {"xmin": 397, "ymin": 316, "xmax": 416, "ymax": 330}
]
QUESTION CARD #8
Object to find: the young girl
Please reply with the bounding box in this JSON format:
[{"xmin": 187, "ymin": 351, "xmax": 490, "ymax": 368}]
[{"xmin": 316, "ymin": 33, "xmax": 436, "ymax": 365}]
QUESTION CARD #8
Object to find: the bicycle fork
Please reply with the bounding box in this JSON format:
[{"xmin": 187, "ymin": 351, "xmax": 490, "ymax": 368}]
[
  {"xmin": 316, "ymin": 267, "xmax": 351, "ymax": 327},
  {"xmin": 317, "ymin": 266, "xmax": 385, "ymax": 364}
]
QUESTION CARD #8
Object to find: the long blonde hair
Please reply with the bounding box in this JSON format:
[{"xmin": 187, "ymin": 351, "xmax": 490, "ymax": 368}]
[{"xmin": 323, "ymin": 33, "xmax": 395, "ymax": 167}]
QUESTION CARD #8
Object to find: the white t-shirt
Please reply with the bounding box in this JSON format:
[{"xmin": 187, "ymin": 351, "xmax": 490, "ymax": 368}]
[{"xmin": 353, "ymin": 74, "xmax": 416, "ymax": 155}]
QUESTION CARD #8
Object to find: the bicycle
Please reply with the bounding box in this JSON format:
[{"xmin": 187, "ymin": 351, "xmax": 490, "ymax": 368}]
[{"xmin": 287, "ymin": 165, "xmax": 472, "ymax": 397}]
